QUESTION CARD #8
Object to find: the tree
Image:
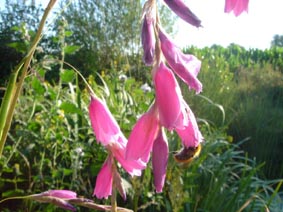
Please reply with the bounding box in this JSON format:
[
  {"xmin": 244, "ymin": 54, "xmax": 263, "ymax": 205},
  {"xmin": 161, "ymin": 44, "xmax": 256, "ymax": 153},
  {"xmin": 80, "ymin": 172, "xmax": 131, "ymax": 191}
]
[
  {"xmin": 271, "ymin": 34, "xmax": 283, "ymax": 48},
  {"xmin": 59, "ymin": 0, "xmax": 143, "ymax": 78},
  {"xmin": 0, "ymin": 1, "xmax": 43, "ymax": 97}
]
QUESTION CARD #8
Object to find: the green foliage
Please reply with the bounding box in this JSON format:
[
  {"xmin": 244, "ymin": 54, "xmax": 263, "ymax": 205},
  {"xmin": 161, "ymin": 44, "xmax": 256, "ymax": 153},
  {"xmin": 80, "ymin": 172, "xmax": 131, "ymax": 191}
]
[
  {"xmin": 1, "ymin": 56, "xmax": 282, "ymax": 211},
  {"xmin": 0, "ymin": 1, "xmax": 43, "ymax": 87},
  {"xmin": 1, "ymin": 1, "xmax": 283, "ymax": 211},
  {"xmin": 58, "ymin": 0, "xmax": 143, "ymax": 78},
  {"xmin": 184, "ymin": 44, "xmax": 283, "ymax": 180},
  {"xmin": 229, "ymin": 65, "xmax": 283, "ymax": 180}
]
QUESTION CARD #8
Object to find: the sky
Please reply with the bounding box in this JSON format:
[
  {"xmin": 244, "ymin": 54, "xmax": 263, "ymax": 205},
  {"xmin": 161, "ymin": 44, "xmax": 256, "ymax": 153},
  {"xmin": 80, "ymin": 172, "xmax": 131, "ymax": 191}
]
[
  {"xmin": 1, "ymin": 0, "xmax": 283, "ymax": 50},
  {"xmin": 174, "ymin": 0, "xmax": 283, "ymax": 50}
]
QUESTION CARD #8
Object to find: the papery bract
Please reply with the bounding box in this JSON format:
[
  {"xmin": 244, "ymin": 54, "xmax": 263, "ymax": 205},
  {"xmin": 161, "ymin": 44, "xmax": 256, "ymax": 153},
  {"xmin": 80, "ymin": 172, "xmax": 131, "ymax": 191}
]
[
  {"xmin": 159, "ymin": 29, "xmax": 202, "ymax": 94},
  {"xmin": 163, "ymin": 0, "xmax": 201, "ymax": 27},
  {"xmin": 126, "ymin": 104, "xmax": 160, "ymax": 163},
  {"xmin": 93, "ymin": 156, "xmax": 113, "ymax": 199},
  {"xmin": 142, "ymin": 14, "xmax": 156, "ymax": 66},
  {"xmin": 152, "ymin": 129, "xmax": 168, "ymax": 193},
  {"xmin": 224, "ymin": 0, "xmax": 249, "ymax": 16},
  {"xmin": 154, "ymin": 62, "xmax": 187, "ymax": 130},
  {"xmin": 89, "ymin": 96, "xmax": 122, "ymax": 146},
  {"xmin": 176, "ymin": 104, "xmax": 203, "ymax": 148},
  {"xmin": 113, "ymin": 168, "xmax": 126, "ymax": 200}
]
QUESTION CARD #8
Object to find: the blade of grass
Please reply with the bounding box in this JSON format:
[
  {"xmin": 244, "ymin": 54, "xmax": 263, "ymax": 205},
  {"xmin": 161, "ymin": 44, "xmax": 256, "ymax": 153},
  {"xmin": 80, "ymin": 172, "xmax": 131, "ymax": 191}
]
[
  {"xmin": 0, "ymin": 71, "xmax": 18, "ymax": 152},
  {"xmin": 0, "ymin": 0, "xmax": 57, "ymax": 157}
]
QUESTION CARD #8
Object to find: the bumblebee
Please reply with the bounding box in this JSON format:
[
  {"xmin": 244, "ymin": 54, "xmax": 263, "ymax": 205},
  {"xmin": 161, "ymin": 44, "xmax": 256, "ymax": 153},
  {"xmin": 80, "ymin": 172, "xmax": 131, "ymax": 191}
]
[{"xmin": 173, "ymin": 144, "xmax": 201, "ymax": 166}]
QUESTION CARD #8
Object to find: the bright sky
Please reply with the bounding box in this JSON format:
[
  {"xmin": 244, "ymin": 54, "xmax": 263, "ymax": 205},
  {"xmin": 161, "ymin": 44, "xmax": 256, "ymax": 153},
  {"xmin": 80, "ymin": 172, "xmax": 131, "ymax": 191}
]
[
  {"xmin": 1, "ymin": 0, "xmax": 282, "ymax": 50},
  {"xmin": 174, "ymin": 0, "xmax": 283, "ymax": 50}
]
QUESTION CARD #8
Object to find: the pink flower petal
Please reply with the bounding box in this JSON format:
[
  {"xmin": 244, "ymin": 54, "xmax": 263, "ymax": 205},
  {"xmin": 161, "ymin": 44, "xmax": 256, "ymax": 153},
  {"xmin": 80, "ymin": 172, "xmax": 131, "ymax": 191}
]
[
  {"xmin": 93, "ymin": 157, "xmax": 113, "ymax": 199},
  {"xmin": 126, "ymin": 105, "xmax": 160, "ymax": 163},
  {"xmin": 152, "ymin": 129, "xmax": 168, "ymax": 193},
  {"xmin": 89, "ymin": 96, "xmax": 123, "ymax": 146},
  {"xmin": 110, "ymin": 143, "xmax": 146, "ymax": 176},
  {"xmin": 154, "ymin": 62, "xmax": 185, "ymax": 130},
  {"xmin": 176, "ymin": 105, "xmax": 203, "ymax": 148},
  {"xmin": 224, "ymin": 0, "xmax": 237, "ymax": 13}
]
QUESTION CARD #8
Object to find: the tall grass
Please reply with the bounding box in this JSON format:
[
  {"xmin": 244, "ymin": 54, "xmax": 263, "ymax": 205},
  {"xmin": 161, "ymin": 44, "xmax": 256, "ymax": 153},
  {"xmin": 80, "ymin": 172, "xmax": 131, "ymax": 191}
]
[{"xmin": 229, "ymin": 65, "xmax": 283, "ymax": 179}]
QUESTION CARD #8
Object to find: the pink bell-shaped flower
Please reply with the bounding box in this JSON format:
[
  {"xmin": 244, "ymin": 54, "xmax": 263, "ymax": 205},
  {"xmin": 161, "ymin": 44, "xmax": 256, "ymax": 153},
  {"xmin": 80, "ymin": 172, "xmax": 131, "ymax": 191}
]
[
  {"xmin": 224, "ymin": 0, "xmax": 249, "ymax": 16},
  {"xmin": 89, "ymin": 96, "xmax": 146, "ymax": 199},
  {"xmin": 154, "ymin": 62, "xmax": 188, "ymax": 130},
  {"xmin": 126, "ymin": 104, "xmax": 160, "ymax": 163},
  {"xmin": 89, "ymin": 96, "xmax": 122, "ymax": 146},
  {"xmin": 93, "ymin": 156, "xmax": 113, "ymax": 199},
  {"xmin": 159, "ymin": 29, "xmax": 202, "ymax": 94},
  {"xmin": 89, "ymin": 96, "xmax": 145, "ymax": 175}
]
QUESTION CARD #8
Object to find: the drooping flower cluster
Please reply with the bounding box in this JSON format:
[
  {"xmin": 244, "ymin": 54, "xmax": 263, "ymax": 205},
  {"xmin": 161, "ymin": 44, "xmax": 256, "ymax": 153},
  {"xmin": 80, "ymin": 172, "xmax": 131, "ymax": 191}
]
[
  {"xmin": 88, "ymin": 0, "xmax": 250, "ymax": 200},
  {"xmin": 126, "ymin": 0, "xmax": 204, "ymax": 193}
]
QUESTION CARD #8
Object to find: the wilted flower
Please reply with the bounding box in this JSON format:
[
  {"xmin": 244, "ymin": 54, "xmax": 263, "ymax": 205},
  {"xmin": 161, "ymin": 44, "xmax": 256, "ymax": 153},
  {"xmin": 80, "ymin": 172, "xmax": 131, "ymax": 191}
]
[
  {"xmin": 141, "ymin": 14, "xmax": 156, "ymax": 65},
  {"xmin": 30, "ymin": 190, "xmax": 77, "ymax": 211},
  {"xmin": 163, "ymin": 0, "xmax": 201, "ymax": 27},
  {"xmin": 159, "ymin": 29, "xmax": 202, "ymax": 94},
  {"xmin": 224, "ymin": 0, "xmax": 249, "ymax": 16},
  {"xmin": 141, "ymin": 0, "xmax": 157, "ymax": 66}
]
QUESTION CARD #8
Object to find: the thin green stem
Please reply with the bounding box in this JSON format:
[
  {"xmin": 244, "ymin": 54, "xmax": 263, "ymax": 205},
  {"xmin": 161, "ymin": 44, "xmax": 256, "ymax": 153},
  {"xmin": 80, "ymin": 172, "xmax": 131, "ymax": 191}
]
[
  {"xmin": 110, "ymin": 155, "xmax": 117, "ymax": 212},
  {"xmin": 111, "ymin": 188, "xmax": 117, "ymax": 212},
  {"xmin": 0, "ymin": 195, "xmax": 33, "ymax": 204}
]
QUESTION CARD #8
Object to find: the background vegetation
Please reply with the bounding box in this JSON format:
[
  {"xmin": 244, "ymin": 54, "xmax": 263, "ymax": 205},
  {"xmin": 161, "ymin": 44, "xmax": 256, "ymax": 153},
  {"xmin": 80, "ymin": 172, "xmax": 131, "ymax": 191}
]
[{"xmin": 0, "ymin": 0, "xmax": 282, "ymax": 211}]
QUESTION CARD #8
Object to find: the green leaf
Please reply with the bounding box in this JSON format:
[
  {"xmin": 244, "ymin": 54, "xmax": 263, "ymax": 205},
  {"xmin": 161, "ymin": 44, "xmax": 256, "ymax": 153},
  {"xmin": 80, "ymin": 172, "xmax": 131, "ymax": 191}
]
[
  {"xmin": 65, "ymin": 30, "xmax": 73, "ymax": 37},
  {"xmin": 63, "ymin": 168, "xmax": 73, "ymax": 176},
  {"xmin": 31, "ymin": 78, "xmax": 45, "ymax": 95},
  {"xmin": 7, "ymin": 42, "xmax": 27, "ymax": 53},
  {"xmin": 63, "ymin": 45, "xmax": 80, "ymax": 55},
  {"xmin": 59, "ymin": 102, "xmax": 82, "ymax": 114},
  {"xmin": 60, "ymin": 69, "xmax": 75, "ymax": 83}
]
